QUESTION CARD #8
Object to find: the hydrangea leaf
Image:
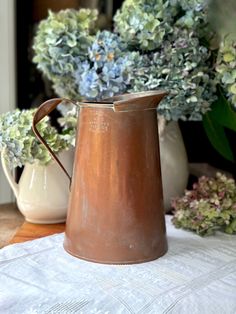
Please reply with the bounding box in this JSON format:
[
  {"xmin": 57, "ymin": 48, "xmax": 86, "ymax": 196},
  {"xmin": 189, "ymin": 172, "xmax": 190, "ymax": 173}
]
[
  {"xmin": 202, "ymin": 111, "xmax": 234, "ymax": 162},
  {"xmin": 207, "ymin": 88, "xmax": 236, "ymax": 132}
]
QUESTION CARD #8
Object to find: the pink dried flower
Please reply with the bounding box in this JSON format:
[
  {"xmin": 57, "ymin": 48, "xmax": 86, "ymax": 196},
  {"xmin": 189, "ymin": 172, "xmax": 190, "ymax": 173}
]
[{"xmin": 171, "ymin": 173, "xmax": 236, "ymax": 236}]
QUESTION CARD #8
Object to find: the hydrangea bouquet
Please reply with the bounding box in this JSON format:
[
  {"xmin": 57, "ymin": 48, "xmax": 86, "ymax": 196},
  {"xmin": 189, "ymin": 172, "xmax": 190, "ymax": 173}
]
[{"xmin": 33, "ymin": 1, "xmax": 236, "ymax": 160}]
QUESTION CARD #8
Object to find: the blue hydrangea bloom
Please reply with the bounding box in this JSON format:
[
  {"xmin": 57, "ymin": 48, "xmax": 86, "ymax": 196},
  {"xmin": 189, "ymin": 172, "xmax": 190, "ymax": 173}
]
[{"xmin": 74, "ymin": 30, "xmax": 140, "ymax": 100}]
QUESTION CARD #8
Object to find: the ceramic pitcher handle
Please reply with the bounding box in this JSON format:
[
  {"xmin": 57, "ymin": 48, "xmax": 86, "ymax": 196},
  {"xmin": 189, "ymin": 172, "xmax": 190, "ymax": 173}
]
[
  {"xmin": 1, "ymin": 147, "xmax": 19, "ymax": 197},
  {"xmin": 32, "ymin": 98, "xmax": 78, "ymax": 184}
]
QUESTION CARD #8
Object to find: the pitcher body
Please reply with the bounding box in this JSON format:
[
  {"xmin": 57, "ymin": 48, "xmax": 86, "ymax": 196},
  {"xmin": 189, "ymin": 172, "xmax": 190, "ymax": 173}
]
[{"xmin": 65, "ymin": 105, "xmax": 167, "ymax": 263}]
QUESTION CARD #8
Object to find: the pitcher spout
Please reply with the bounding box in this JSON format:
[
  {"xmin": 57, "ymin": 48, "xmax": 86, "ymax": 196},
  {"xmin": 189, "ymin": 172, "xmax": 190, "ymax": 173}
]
[{"xmin": 111, "ymin": 90, "xmax": 167, "ymax": 112}]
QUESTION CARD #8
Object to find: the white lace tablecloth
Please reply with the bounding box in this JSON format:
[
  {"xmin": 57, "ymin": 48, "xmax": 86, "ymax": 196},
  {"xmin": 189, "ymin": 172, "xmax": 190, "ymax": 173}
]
[{"xmin": 0, "ymin": 216, "xmax": 236, "ymax": 314}]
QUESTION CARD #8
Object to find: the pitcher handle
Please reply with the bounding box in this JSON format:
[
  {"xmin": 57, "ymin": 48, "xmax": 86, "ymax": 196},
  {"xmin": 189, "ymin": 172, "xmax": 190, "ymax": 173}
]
[
  {"xmin": 32, "ymin": 98, "xmax": 78, "ymax": 184},
  {"xmin": 1, "ymin": 147, "xmax": 19, "ymax": 198}
]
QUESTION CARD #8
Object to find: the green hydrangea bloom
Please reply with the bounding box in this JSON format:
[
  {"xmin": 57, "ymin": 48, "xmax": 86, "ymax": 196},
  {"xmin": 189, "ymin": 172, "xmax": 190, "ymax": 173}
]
[
  {"xmin": 0, "ymin": 109, "xmax": 73, "ymax": 168},
  {"xmin": 33, "ymin": 8, "xmax": 98, "ymax": 99},
  {"xmin": 114, "ymin": 0, "xmax": 178, "ymax": 51},
  {"xmin": 216, "ymin": 35, "xmax": 236, "ymax": 108}
]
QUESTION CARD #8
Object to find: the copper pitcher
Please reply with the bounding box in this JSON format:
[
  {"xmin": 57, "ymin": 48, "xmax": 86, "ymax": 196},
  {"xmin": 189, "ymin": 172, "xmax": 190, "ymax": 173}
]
[{"xmin": 32, "ymin": 91, "xmax": 168, "ymax": 264}]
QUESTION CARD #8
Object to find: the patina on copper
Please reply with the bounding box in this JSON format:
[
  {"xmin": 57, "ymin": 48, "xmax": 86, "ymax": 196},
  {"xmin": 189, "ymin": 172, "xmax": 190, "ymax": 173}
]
[{"xmin": 32, "ymin": 91, "xmax": 168, "ymax": 264}]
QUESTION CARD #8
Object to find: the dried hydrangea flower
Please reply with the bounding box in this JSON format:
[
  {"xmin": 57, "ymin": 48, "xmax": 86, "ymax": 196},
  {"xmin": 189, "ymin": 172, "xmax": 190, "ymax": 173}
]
[
  {"xmin": 172, "ymin": 173, "xmax": 236, "ymax": 236},
  {"xmin": 115, "ymin": 0, "xmax": 217, "ymax": 120},
  {"xmin": 129, "ymin": 28, "xmax": 217, "ymax": 120}
]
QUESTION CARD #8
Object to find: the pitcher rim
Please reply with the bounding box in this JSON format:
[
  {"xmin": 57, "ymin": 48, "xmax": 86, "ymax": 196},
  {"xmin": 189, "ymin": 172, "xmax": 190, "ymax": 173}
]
[{"xmin": 79, "ymin": 90, "xmax": 167, "ymax": 108}]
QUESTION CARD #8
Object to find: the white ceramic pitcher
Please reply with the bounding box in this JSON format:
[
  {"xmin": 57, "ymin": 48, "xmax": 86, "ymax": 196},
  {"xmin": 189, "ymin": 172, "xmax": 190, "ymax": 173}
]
[
  {"xmin": 159, "ymin": 119, "xmax": 189, "ymax": 210},
  {"xmin": 1, "ymin": 148, "xmax": 74, "ymax": 224}
]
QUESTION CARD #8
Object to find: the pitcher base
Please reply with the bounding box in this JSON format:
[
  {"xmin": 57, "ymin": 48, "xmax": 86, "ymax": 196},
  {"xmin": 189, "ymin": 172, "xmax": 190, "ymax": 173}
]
[{"xmin": 63, "ymin": 243, "xmax": 168, "ymax": 265}]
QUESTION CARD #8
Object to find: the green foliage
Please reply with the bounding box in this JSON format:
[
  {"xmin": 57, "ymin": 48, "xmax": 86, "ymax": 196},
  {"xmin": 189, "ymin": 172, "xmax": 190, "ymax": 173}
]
[
  {"xmin": 203, "ymin": 89, "xmax": 236, "ymax": 162},
  {"xmin": 0, "ymin": 109, "xmax": 73, "ymax": 168},
  {"xmin": 172, "ymin": 173, "xmax": 236, "ymax": 236},
  {"xmin": 203, "ymin": 114, "xmax": 234, "ymax": 162}
]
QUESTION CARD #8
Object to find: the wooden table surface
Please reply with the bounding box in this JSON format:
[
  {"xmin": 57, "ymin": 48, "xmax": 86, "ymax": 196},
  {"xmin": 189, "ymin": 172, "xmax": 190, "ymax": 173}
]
[{"xmin": 9, "ymin": 222, "xmax": 65, "ymax": 244}]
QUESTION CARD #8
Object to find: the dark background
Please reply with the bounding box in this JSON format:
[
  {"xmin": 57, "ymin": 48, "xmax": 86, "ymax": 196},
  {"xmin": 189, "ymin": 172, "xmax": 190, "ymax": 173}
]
[{"xmin": 16, "ymin": 0, "xmax": 235, "ymax": 176}]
